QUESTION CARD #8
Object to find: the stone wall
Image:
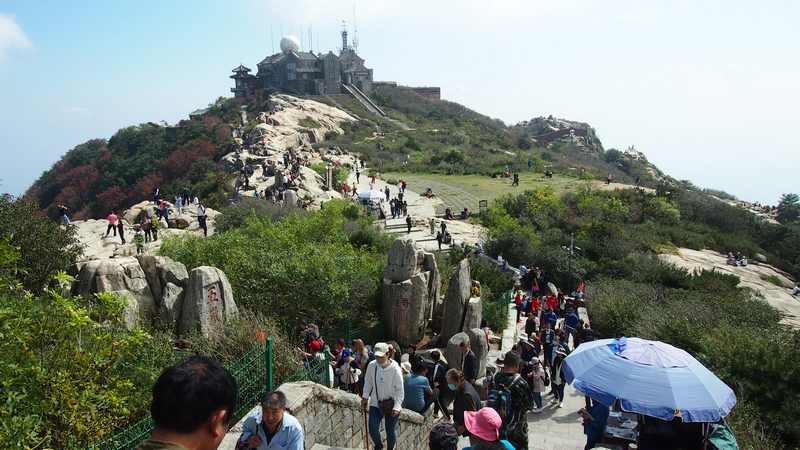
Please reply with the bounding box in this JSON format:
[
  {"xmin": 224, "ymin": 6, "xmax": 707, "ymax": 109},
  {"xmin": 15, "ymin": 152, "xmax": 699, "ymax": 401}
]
[{"xmin": 225, "ymin": 382, "xmax": 433, "ymax": 450}]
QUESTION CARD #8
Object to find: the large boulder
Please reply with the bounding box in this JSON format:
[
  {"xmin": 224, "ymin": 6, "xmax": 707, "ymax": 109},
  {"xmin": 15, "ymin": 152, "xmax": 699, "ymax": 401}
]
[
  {"xmin": 384, "ymin": 237, "xmax": 419, "ymax": 283},
  {"xmin": 440, "ymin": 259, "xmax": 482, "ymax": 342},
  {"xmin": 465, "ymin": 328, "xmax": 489, "ymax": 379},
  {"xmin": 444, "ymin": 332, "xmax": 470, "ymax": 374},
  {"xmin": 179, "ymin": 266, "xmax": 239, "ymax": 338},
  {"xmin": 381, "ymin": 238, "xmax": 441, "ymax": 346},
  {"xmin": 74, "ymin": 257, "xmax": 156, "ymax": 329},
  {"xmin": 283, "ymin": 189, "xmax": 299, "ymax": 207},
  {"xmin": 137, "ymin": 255, "xmax": 189, "ymax": 329},
  {"xmin": 382, "ymin": 272, "xmax": 430, "ymax": 346}
]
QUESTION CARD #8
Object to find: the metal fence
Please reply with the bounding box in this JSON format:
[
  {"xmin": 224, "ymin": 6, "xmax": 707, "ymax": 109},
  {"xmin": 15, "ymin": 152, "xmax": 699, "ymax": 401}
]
[{"xmin": 93, "ymin": 337, "xmax": 275, "ymax": 450}]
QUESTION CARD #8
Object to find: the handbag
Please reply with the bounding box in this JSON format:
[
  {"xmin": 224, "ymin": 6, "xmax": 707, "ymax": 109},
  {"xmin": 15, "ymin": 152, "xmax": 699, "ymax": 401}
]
[
  {"xmin": 543, "ymin": 370, "xmax": 551, "ymax": 387},
  {"xmin": 373, "ymin": 364, "xmax": 396, "ymax": 416}
]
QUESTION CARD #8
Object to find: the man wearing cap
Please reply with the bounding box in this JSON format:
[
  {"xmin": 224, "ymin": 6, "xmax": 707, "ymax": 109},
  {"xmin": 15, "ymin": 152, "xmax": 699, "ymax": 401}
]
[
  {"xmin": 361, "ymin": 342, "xmax": 404, "ymax": 450},
  {"xmin": 488, "ymin": 351, "xmax": 532, "ymax": 450},
  {"xmin": 462, "ymin": 407, "xmax": 515, "ymax": 450}
]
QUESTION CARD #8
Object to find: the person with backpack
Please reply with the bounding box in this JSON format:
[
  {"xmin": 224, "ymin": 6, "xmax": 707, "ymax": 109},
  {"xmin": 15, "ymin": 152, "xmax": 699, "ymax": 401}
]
[
  {"xmin": 488, "ymin": 351, "xmax": 532, "ymax": 450},
  {"xmin": 361, "ymin": 342, "xmax": 404, "ymax": 450},
  {"xmin": 446, "ymin": 369, "xmax": 480, "ymax": 438}
]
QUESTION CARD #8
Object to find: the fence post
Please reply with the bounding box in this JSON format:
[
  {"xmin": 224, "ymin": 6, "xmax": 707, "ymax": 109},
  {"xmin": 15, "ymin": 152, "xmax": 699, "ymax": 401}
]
[{"xmin": 266, "ymin": 336, "xmax": 274, "ymax": 392}]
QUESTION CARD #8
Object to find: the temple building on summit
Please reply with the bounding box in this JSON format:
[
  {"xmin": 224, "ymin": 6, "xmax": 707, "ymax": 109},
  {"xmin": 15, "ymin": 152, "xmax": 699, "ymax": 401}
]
[
  {"xmin": 230, "ymin": 28, "xmax": 373, "ymax": 97},
  {"xmin": 230, "ymin": 27, "xmax": 440, "ymax": 100}
]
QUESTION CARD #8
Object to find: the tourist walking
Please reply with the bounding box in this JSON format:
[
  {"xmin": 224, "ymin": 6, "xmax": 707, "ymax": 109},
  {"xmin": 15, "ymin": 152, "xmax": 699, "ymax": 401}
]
[
  {"xmin": 117, "ymin": 221, "xmax": 126, "ymax": 244},
  {"xmin": 427, "ymin": 351, "xmax": 449, "ymax": 417},
  {"xmin": 541, "ymin": 321, "xmax": 555, "ymax": 368},
  {"xmin": 429, "ymin": 218, "xmax": 436, "ymax": 236},
  {"xmin": 406, "ymin": 215, "xmax": 412, "ymax": 234},
  {"xmin": 529, "ymin": 358, "xmax": 547, "ymax": 412},
  {"xmin": 362, "ymin": 342, "xmax": 404, "ymax": 450},
  {"xmin": 487, "ymin": 351, "xmax": 532, "ymax": 450},
  {"xmin": 384, "ymin": 186, "xmax": 390, "ymax": 201},
  {"xmin": 550, "ymin": 349, "xmax": 568, "ymax": 408},
  {"xmin": 436, "ymin": 231, "xmax": 443, "ymax": 250},
  {"xmin": 446, "ymin": 369, "xmax": 480, "ymax": 437},
  {"xmin": 197, "ymin": 201, "xmax": 208, "ymax": 237},
  {"xmin": 238, "ymin": 391, "xmax": 304, "ymax": 450},
  {"xmin": 105, "ymin": 211, "xmax": 118, "ymax": 237},
  {"xmin": 149, "ymin": 215, "xmax": 160, "ymax": 242}
]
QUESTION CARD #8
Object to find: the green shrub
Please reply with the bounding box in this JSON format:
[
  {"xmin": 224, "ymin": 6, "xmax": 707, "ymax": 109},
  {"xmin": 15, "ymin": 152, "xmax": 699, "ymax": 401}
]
[
  {"xmin": 0, "ymin": 196, "xmax": 82, "ymax": 293},
  {"xmin": 160, "ymin": 200, "xmax": 385, "ymax": 334}
]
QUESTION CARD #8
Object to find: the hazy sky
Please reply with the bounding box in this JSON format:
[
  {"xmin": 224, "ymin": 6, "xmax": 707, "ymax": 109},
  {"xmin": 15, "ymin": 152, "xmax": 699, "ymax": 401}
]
[{"xmin": 1, "ymin": 0, "xmax": 798, "ymax": 203}]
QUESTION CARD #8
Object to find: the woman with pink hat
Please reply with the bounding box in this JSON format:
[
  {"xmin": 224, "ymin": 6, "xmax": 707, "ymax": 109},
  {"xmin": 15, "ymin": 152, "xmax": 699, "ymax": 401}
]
[{"xmin": 462, "ymin": 407, "xmax": 516, "ymax": 450}]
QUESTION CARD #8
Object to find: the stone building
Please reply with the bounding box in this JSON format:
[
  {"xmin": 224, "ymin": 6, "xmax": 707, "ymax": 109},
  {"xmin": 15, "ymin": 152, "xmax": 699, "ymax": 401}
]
[{"xmin": 230, "ymin": 30, "xmax": 373, "ymax": 97}]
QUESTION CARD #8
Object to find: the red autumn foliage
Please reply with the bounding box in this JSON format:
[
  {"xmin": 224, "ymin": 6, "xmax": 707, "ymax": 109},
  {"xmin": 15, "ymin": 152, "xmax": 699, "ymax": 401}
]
[
  {"xmin": 161, "ymin": 140, "xmax": 216, "ymax": 178},
  {"xmin": 96, "ymin": 186, "xmax": 130, "ymax": 213},
  {"xmin": 131, "ymin": 172, "xmax": 164, "ymax": 203}
]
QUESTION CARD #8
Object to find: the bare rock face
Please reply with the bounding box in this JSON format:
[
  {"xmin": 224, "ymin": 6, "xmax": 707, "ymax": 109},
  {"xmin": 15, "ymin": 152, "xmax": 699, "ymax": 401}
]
[
  {"xmin": 74, "ymin": 257, "xmax": 156, "ymax": 330},
  {"xmin": 384, "ymin": 238, "xmax": 419, "ymax": 283},
  {"xmin": 440, "ymin": 259, "xmax": 482, "ymax": 342},
  {"xmin": 283, "ymin": 189, "xmax": 299, "ymax": 208},
  {"xmin": 178, "ymin": 266, "xmax": 239, "ymax": 338},
  {"xmin": 382, "ymin": 237, "xmax": 441, "ymax": 345},
  {"xmin": 444, "ymin": 332, "xmax": 470, "ymax": 375},
  {"xmin": 465, "ymin": 328, "xmax": 489, "ymax": 379},
  {"xmin": 136, "ymin": 255, "xmax": 189, "ymax": 329}
]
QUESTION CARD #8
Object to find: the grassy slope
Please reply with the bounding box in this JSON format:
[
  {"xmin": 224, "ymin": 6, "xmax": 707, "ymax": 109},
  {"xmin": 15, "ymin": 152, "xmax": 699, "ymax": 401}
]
[{"xmin": 382, "ymin": 171, "xmax": 640, "ymax": 214}]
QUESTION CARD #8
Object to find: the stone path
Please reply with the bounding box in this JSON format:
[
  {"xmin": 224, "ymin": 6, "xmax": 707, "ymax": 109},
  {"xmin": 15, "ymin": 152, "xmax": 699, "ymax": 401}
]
[{"xmin": 346, "ymin": 169, "xmax": 486, "ymax": 253}]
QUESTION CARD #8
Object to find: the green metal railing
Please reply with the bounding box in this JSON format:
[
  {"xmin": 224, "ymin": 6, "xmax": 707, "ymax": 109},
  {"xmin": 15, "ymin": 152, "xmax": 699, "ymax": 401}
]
[{"xmin": 94, "ymin": 336, "xmax": 275, "ymax": 450}]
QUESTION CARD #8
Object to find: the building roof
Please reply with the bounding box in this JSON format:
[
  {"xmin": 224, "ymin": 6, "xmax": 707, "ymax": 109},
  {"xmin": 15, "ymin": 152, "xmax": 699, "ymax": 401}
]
[
  {"xmin": 258, "ymin": 51, "xmax": 320, "ymax": 67},
  {"xmin": 231, "ymin": 64, "xmax": 251, "ymax": 73}
]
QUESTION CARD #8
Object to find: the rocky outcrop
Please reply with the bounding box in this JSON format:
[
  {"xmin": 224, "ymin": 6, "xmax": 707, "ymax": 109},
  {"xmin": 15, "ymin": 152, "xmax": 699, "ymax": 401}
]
[
  {"xmin": 74, "ymin": 256, "xmax": 238, "ymax": 336},
  {"xmin": 465, "ymin": 327, "xmax": 489, "ymax": 379},
  {"xmin": 136, "ymin": 255, "xmax": 189, "ymax": 328},
  {"xmin": 178, "ymin": 266, "xmax": 239, "ymax": 338},
  {"xmin": 74, "ymin": 257, "xmax": 156, "ymax": 329},
  {"xmin": 382, "ymin": 237, "xmax": 441, "ymax": 345},
  {"xmin": 440, "ymin": 259, "xmax": 482, "ymax": 342}
]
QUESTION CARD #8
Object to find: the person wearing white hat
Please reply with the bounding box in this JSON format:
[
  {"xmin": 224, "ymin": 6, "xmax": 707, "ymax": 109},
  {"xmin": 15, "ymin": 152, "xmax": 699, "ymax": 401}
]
[{"xmin": 361, "ymin": 342, "xmax": 404, "ymax": 450}]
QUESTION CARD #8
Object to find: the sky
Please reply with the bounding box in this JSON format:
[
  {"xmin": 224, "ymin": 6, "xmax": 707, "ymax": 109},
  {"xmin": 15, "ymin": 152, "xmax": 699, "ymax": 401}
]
[{"xmin": 0, "ymin": 0, "xmax": 798, "ymax": 204}]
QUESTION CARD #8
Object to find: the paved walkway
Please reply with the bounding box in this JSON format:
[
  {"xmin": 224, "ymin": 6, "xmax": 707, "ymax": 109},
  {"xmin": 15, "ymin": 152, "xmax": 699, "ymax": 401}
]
[{"xmin": 346, "ymin": 168, "xmax": 485, "ymax": 252}]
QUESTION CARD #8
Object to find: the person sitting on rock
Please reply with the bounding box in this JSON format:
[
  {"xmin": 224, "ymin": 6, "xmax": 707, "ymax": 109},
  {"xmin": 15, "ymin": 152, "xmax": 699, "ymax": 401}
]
[
  {"xmin": 445, "ymin": 208, "xmax": 454, "ymax": 220},
  {"xmin": 460, "ymin": 208, "xmax": 470, "ymax": 220}
]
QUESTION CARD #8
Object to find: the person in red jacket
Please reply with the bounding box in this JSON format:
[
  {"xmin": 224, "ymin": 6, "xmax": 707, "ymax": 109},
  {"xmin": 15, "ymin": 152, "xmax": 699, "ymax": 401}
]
[{"xmin": 105, "ymin": 211, "xmax": 118, "ymax": 237}]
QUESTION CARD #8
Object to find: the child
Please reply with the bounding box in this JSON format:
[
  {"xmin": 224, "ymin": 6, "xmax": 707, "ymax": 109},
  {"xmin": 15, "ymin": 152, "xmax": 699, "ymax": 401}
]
[{"xmin": 133, "ymin": 226, "xmax": 145, "ymax": 255}]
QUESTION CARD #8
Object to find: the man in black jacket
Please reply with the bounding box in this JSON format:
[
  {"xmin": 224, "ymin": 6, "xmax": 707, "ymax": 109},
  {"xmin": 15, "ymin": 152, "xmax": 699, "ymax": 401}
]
[
  {"xmin": 427, "ymin": 351, "xmax": 449, "ymax": 417},
  {"xmin": 459, "ymin": 341, "xmax": 478, "ymax": 385}
]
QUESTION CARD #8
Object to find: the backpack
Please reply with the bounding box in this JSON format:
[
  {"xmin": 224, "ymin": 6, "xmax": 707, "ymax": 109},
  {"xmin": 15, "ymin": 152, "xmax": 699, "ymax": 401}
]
[{"xmin": 487, "ymin": 374, "xmax": 521, "ymax": 428}]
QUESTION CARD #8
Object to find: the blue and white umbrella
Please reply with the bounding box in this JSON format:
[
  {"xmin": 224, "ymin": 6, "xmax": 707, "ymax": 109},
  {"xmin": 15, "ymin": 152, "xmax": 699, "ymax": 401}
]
[{"xmin": 563, "ymin": 337, "xmax": 736, "ymax": 423}]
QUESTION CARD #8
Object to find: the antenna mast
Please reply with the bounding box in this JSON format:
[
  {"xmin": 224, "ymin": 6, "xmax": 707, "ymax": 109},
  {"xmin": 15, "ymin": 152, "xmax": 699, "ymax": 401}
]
[{"xmin": 353, "ymin": 3, "xmax": 359, "ymax": 53}]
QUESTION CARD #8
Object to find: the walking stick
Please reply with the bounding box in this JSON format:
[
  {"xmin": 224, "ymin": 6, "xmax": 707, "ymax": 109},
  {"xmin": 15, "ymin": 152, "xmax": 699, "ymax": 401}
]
[{"xmin": 363, "ymin": 406, "xmax": 370, "ymax": 450}]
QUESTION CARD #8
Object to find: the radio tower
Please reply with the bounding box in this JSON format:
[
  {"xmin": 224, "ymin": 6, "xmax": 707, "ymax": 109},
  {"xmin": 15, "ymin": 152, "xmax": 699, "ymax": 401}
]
[{"xmin": 352, "ymin": 3, "xmax": 359, "ymax": 53}]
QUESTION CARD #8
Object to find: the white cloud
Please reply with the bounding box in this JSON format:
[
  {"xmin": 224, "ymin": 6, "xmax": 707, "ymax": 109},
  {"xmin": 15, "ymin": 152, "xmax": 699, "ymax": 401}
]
[{"xmin": 0, "ymin": 13, "xmax": 32, "ymax": 62}]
